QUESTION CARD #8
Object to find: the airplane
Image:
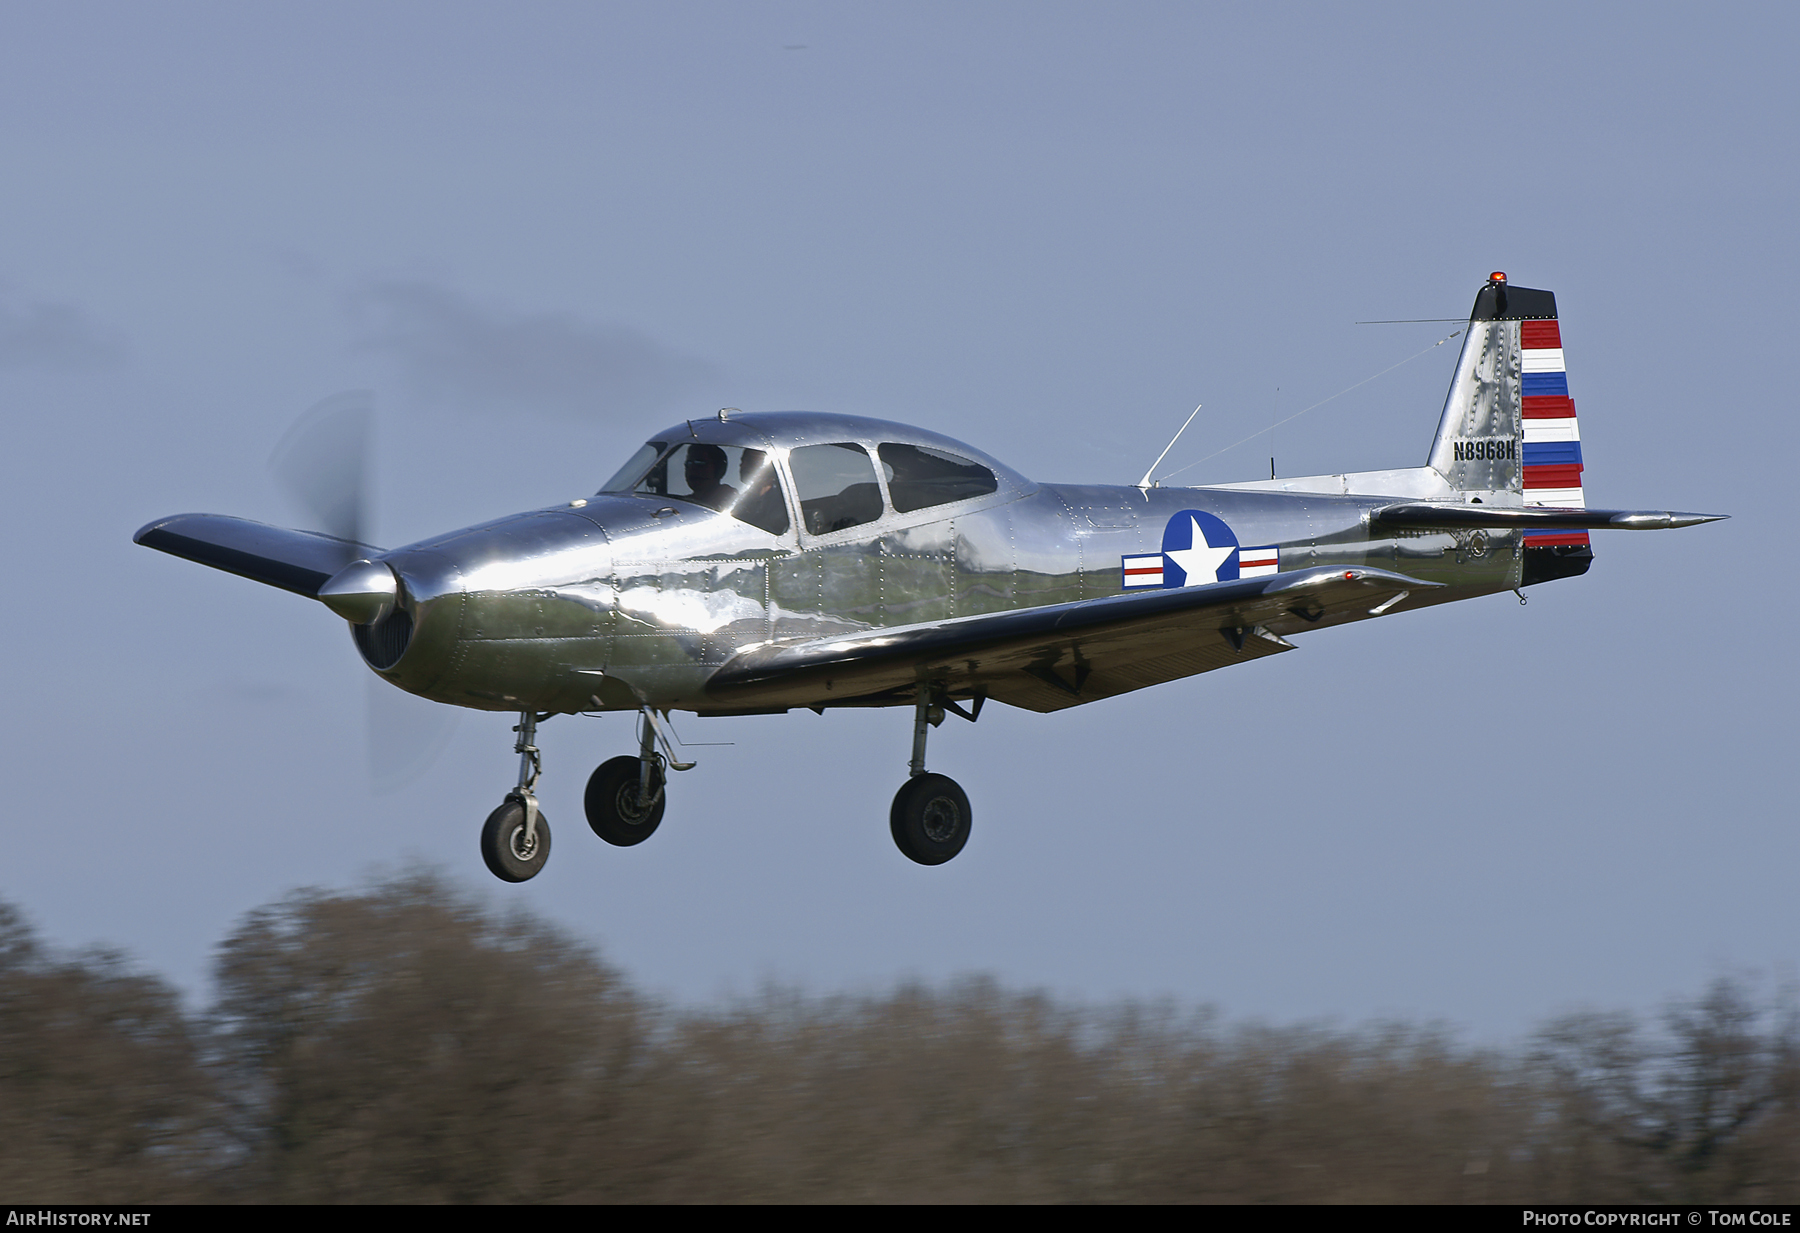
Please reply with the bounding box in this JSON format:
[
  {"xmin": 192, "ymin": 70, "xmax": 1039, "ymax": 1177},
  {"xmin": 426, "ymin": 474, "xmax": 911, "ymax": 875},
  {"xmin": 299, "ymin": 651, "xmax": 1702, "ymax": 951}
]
[{"xmin": 136, "ymin": 273, "xmax": 1724, "ymax": 883}]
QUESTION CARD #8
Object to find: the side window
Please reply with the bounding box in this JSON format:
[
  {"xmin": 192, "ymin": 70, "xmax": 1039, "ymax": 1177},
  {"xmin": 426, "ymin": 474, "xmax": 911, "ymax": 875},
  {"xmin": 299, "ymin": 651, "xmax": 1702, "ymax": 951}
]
[
  {"xmin": 632, "ymin": 443, "xmax": 790, "ymax": 535},
  {"xmin": 788, "ymin": 443, "xmax": 883, "ymax": 535},
  {"xmin": 878, "ymin": 442, "xmax": 999, "ymax": 513}
]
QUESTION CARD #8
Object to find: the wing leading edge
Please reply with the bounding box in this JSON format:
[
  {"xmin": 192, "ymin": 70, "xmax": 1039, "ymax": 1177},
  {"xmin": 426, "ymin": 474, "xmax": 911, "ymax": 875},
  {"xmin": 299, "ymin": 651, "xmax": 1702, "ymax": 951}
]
[{"xmin": 707, "ymin": 566, "xmax": 1439, "ymax": 714}]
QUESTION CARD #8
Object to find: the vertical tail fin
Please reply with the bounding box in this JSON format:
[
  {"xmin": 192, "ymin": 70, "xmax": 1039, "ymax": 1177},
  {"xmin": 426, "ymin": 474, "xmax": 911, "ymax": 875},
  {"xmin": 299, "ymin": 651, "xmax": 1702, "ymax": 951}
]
[{"xmin": 1428, "ymin": 273, "xmax": 1592, "ymax": 583}]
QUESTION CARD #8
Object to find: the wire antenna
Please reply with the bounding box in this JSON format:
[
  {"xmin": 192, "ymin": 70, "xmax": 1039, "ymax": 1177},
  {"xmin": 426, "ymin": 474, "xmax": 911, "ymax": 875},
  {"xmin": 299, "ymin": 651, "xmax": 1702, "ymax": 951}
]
[
  {"xmin": 1155, "ymin": 327, "xmax": 1464, "ymax": 486},
  {"xmin": 1134, "ymin": 403, "xmax": 1202, "ymax": 491}
]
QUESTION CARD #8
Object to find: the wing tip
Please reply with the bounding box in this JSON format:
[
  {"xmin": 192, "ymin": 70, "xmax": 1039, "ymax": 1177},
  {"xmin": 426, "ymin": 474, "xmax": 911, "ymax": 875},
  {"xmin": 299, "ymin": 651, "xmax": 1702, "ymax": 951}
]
[{"xmin": 133, "ymin": 515, "xmax": 186, "ymax": 545}]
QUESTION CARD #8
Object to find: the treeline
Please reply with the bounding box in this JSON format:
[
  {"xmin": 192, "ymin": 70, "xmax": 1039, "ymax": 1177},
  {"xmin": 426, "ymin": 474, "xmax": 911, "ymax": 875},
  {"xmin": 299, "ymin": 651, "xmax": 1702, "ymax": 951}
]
[{"xmin": 2, "ymin": 874, "xmax": 1795, "ymax": 1203}]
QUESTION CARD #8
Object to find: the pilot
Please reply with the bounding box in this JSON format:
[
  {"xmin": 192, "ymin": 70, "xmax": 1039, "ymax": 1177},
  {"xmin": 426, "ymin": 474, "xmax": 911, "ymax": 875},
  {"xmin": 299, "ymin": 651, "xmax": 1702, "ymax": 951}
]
[
  {"xmin": 682, "ymin": 444, "xmax": 737, "ymax": 512},
  {"xmin": 734, "ymin": 449, "xmax": 788, "ymax": 533}
]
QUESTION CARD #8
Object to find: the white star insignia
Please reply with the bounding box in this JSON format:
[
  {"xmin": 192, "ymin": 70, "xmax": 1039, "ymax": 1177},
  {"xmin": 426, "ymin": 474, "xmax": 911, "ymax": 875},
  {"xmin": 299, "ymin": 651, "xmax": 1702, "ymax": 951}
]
[{"xmin": 1164, "ymin": 515, "xmax": 1235, "ymax": 586}]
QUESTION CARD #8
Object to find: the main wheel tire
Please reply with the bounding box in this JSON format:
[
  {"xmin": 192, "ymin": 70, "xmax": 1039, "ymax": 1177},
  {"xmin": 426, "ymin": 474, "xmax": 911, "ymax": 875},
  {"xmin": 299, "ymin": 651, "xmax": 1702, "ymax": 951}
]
[
  {"xmin": 481, "ymin": 800, "xmax": 551, "ymax": 883},
  {"xmin": 890, "ymin": 773, "xmax": 972, "ymax": 866},
  {"xmin": 584, "ymin": 756, "xmax": 666, "ymax": 846}
]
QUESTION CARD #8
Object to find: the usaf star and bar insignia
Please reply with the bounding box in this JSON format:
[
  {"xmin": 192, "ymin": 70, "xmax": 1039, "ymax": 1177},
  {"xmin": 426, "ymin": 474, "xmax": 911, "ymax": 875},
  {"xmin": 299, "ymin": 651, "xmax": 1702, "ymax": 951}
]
[{"xmin": 1121, "ymin": 510, "xmax": 1280, "ymax": 590}]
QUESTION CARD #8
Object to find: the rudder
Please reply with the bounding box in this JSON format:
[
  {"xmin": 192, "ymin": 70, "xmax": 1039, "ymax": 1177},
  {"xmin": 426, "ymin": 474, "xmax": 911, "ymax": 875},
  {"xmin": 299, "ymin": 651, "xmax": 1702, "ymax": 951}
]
[{"xmin": 1518, "ymin": 305, "xmax": 1593, "ymax": 583}]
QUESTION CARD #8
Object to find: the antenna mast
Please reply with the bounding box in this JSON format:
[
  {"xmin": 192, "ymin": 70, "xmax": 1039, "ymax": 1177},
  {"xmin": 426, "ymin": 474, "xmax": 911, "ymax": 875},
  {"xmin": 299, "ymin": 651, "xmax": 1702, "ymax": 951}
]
[{"xmin": 1135, "ymin": 404, "xmax": 1202, "ymax": 491}]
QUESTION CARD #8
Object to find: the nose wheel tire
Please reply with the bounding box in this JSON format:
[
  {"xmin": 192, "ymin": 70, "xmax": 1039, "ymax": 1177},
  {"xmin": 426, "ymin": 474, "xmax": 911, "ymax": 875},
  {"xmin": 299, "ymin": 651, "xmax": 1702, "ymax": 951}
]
[
  {"xmin": 585, "ymin": 756, "xmax": 667, "ymax": 846},
  {"xmin": 481, "ymin": 800, "xmax": 551, "ymax": 882},
  {"xmin": 890, "ymin": 773, "xmax": 972, "ymax": 865}
]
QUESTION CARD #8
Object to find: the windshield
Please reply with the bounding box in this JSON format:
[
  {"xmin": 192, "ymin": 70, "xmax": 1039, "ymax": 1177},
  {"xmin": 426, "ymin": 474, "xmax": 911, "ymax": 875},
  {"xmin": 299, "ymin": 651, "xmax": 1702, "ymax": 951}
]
[
  {"xmin": 624, "ymin": 442, "xmax": 791, "ymax": 535},
  {"xmin": 598, "ymin": 442, "xmax": 666, "ymax": 494}
]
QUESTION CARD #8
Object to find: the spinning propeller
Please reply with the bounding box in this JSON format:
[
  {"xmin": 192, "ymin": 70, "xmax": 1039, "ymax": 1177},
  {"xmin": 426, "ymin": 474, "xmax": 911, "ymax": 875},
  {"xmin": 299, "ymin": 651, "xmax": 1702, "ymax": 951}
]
[{"xmin": 270, "ymin": 391, "xmax": 459, "ymax": 793}]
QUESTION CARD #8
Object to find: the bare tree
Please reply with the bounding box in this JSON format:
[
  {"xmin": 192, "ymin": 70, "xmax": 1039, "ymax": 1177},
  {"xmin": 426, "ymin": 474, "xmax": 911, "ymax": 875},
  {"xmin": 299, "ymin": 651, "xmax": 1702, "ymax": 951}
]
[
  {"xmin": 5, "ymin": 874, "xmax": 1797, "ymax": 1204},
  {"xmin": 1531, "ymin": 977, "xmax": 1800, "ymax": 1202},
  {"xmin": 0, "ymin": 904, "xmax": 215, "ymax": 1201},
  {"xmin": 207, "ymin": 872, "xmax": 661, "ymax": 1202}
]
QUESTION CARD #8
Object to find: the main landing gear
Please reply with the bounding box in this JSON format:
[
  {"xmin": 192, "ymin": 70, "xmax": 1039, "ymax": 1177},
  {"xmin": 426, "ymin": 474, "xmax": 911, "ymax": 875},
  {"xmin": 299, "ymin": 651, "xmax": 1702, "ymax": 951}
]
[
  {"xmin": 585, "ymin": 709, "xmax": 687, "ymax": 845},
  {"xmin": 889, "ymin": 683, "xmax": 978, "ymax": 866}
]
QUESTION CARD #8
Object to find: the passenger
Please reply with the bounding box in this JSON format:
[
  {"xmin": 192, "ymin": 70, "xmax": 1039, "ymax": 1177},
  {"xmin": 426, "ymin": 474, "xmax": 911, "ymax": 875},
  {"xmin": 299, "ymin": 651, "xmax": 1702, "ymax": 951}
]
[{"xmin": 682, "ymin": 444, "xmax": 737, "ymax": 512}]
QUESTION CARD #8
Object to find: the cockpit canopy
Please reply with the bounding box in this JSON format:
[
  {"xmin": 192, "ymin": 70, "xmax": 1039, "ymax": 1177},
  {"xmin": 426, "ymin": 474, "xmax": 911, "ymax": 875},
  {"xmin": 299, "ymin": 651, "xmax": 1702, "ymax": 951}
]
[{"xmin": 598, "ymin": 411, "xmax": 1032, "ymax": 536}]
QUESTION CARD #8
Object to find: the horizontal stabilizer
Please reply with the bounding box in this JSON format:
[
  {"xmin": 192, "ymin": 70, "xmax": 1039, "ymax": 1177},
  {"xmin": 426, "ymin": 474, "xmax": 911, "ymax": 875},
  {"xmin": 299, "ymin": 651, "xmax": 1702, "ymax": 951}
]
[
  {"xmin": 134, "ymin": 513, "xmax": 383, "ymax": 597},
  {"xmin": 709, "ymin": 565, "xmax": 1439, "ymax": 714},
  {"xmin": 1372, "ymin": 503, "xmax": 1726, "ymax": 532}
]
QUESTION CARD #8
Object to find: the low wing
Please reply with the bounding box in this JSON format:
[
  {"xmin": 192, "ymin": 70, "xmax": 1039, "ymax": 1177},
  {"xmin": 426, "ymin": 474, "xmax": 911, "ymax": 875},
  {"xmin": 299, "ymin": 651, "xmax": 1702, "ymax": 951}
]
[
  {"xmin": 134, "ymin": 513, "xmax": 382, "ymax": 598},
  {"xmin": 1372, "ymin": 503, "xmax": 1726, "ymax": 531},
  {"xmin": 707, "ymin": 566, "xmax": 1437, "ymax": 714}
]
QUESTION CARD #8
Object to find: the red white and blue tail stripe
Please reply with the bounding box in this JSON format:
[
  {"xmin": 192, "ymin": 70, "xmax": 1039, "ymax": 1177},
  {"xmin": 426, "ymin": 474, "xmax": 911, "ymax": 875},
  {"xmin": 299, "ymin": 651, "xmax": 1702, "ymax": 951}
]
[{"xmin": 1521, "ymin": 317, "xmax": 1589, "ymax": 551}]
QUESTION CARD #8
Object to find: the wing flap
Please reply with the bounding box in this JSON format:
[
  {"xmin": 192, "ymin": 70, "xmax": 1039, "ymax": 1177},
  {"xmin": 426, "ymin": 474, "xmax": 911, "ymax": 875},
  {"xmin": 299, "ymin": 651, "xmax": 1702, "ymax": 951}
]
[
  {"xmin": 707, "ymin": 565, "xmax": 1435, "ymax": 713},
  {"xmin": 134, "ymin": 513, "xmax": 381, "ymax": 598},
  {"xmin": 985, "ymin": 621, "xmax": 1296, "ymax": 713}
]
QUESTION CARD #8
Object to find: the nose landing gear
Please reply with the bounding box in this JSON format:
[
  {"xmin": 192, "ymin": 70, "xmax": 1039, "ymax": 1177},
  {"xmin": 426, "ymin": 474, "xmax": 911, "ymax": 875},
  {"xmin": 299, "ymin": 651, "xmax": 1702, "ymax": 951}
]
[
  {"xmin": 481, "ymin": 798, "xmax": 551, "ymax": 882},
  {"xmin": 481, "ymin": 711, "xmax": 553, "ymax": 883}
]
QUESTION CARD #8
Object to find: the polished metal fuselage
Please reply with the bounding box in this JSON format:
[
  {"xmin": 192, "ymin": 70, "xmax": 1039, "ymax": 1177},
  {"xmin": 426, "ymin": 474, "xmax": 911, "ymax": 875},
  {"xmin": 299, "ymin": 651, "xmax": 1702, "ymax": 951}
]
[{"xmin": 368, "ymin": 412, "xmax": 1518, "ymax": 715}]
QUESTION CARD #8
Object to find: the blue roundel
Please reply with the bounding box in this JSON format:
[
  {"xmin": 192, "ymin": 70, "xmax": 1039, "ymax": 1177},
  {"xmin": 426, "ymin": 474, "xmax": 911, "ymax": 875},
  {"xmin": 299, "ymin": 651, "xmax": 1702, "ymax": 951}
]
[{"xmin": 1160, "ymin": 509, "xmax": 1241, "ymax": 587}]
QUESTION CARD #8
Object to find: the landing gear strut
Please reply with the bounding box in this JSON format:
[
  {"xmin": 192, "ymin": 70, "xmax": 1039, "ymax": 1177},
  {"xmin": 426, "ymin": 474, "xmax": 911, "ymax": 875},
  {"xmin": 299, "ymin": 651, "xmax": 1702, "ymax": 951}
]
[
  {"xmin": 889, "ymin": 683, "xmax": 976, "ymax": 865},
  {"xmin": 481, "ymin": 710, "xmax": 552, "ymax": 883}
]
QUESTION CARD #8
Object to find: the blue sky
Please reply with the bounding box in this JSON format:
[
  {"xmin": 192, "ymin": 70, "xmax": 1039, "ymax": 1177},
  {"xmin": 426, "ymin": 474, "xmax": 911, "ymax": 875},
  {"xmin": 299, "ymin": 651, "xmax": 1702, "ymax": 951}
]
[{"xmin": 1, "ymin": 2, "xmax": 1791, "ymax": 1038}]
